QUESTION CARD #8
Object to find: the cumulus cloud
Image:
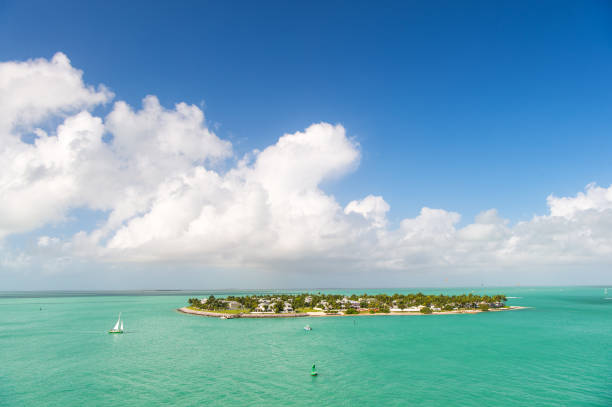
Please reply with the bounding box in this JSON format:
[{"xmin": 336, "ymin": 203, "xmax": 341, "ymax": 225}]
[
  {"xmin": 102, "ymin": 122, "xmax": 360, "ymax": 263},
  {"xmin": 2, "ymin": 53, "xmax": 612, "ymax": 279},
  {"xmin": 0, "ymin": 54, "xmax": 230, "ymax": 239},
  {"xmin": 345, "ymin": 195, "xmax": 390, "ymax": 228},
  {"xmin": 0, "ymin": 52, "xmax": 112, "ymax": 138},
  {"xmin": 547, "ymin": 183, "xmax": 612, "ymax": 218}
]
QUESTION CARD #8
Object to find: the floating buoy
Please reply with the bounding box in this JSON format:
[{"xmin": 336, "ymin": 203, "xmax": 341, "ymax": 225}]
[{"xmin": 311, "ymin": 363, "xmax": 318, "ymax": 376}]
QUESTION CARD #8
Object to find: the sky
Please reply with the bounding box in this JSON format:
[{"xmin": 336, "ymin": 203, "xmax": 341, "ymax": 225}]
[{"xmin": 1, "ymin": 1, "xmax": 612, "ymax": 289}]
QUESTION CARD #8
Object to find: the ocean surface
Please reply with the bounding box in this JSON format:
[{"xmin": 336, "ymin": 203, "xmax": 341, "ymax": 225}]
[{"xmin": 0, "ymin": 287, "xmax": 610, "ymax": 406}]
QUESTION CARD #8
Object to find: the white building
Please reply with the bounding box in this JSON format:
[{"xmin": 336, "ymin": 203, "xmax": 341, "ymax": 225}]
[{"xmin": 255, "ymin": 303, "xmax": 271, "ymax": 312}]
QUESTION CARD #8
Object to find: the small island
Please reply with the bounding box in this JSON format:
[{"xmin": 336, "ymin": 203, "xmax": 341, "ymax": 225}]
[{"xmin": 178, "ymin": 292, "xmax": 524, "ymax": 318}]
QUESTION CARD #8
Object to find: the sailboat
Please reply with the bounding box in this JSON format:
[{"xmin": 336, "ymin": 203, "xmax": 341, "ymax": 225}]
[
  {"xmin": 304, "ymin": 324, "xmax": 312, "ymax": 331},
  {"xmin": 108, "ymin": 313, "xmax": 124, "ymax": 334}
]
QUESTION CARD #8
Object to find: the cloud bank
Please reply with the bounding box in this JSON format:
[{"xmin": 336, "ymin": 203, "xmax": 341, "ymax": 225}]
[{"xmin": 2, "ymin": 53, "xmax": 612, "ymax": 281}]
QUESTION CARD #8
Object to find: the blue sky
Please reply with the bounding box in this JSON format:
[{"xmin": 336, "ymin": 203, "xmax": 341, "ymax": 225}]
[
  {"xmin": 1, "ymin": 1, "xmax": 612, "ymax": 288},
  {"xmin": 3, "ymin": 0, "xmax": 611, "ymax": 222}
]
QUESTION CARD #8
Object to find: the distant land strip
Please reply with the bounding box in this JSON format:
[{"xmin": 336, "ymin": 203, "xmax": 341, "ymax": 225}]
[
  {"xmin": 177, "ymin": 306, "xmax": 527, "ymax": 318},
  {"xmin": 180, "ymin": 292, "xmax": 526, "ymax": 316}
]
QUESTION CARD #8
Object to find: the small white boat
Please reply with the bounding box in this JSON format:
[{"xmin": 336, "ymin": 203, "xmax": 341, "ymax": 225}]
[
  {"xmin": 108, "ymin": 313, "xmax": 124, "ymax": 334},
  {"xmin": 304, "ymin": 325, "xmax": 312, "ymax": 331},
  {"xmin": 220, "ymin": 316, "xmax": 227, "ymax": 319}
]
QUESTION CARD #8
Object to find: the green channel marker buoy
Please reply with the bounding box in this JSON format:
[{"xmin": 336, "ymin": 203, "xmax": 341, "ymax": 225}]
[{"xmin": 311, "ymin": 364, "xmax": 318, "ymax": 376}]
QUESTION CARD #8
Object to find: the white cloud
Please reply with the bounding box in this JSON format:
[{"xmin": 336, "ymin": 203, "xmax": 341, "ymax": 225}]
[
  {"xmin": 106, "ymin": 95, "xmax": 231, "ymax": 166},
  {"xmin": 345, "ymin": 195, "xmax": 390, "ymax": 228},
  {"xmin": 102, "ymin": 122, "xmax": 360, "ymax": 262},
  {"xmin": 37, "ymin": 236, "xmax": 60, "ymax": 247},
  {"xmin": 457, "ymin": 209, "xmax": 508, "ymax": 241},
  {"xmin": 1, "ymin": 53, "xmax": 612, "ymax": 282},
  {"xmin": 547, "ymin": 182, "xmax": 612, "ymax": 218},
  {"xmin": 0, "ymin": 52, "xmax": 112, "ymax": 139},
  {"xmin": 0, "ymin": 54, "xmax": 230, "ymax": 239},
  {"xmin": 0, "ymin": 111, "xmax": 113, "ymax": 236}
]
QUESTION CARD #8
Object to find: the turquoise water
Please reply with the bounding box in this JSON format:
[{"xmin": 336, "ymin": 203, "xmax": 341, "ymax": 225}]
[{"xmin": 0, "ymin": 287, "xmax": 610, "ymax": 406}]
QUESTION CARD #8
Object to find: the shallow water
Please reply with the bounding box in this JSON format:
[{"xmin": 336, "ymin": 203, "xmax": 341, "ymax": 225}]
[{"xmin": 0, "ymin": 287, "xmax": 610, "ymax": 406}]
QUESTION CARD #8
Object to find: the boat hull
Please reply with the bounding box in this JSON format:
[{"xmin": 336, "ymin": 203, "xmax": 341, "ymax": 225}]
[{"xmin": 108, "ymin": 330, "xmax": 123, "ymax": 334}]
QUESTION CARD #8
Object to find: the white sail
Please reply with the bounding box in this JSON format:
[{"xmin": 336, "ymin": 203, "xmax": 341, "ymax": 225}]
[
  {"xmin": 112, "ymin": 313, "xmax": 121, "ymax": 330},
  {"xmin": 120, "ymin": 321, "xmax": 123, "ymax": 331}
]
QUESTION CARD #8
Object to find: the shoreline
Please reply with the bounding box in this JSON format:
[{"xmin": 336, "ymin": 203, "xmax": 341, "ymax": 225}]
[{"xmin": 177, "ymin": 306, "xmax": 527, "ymax": 318}]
